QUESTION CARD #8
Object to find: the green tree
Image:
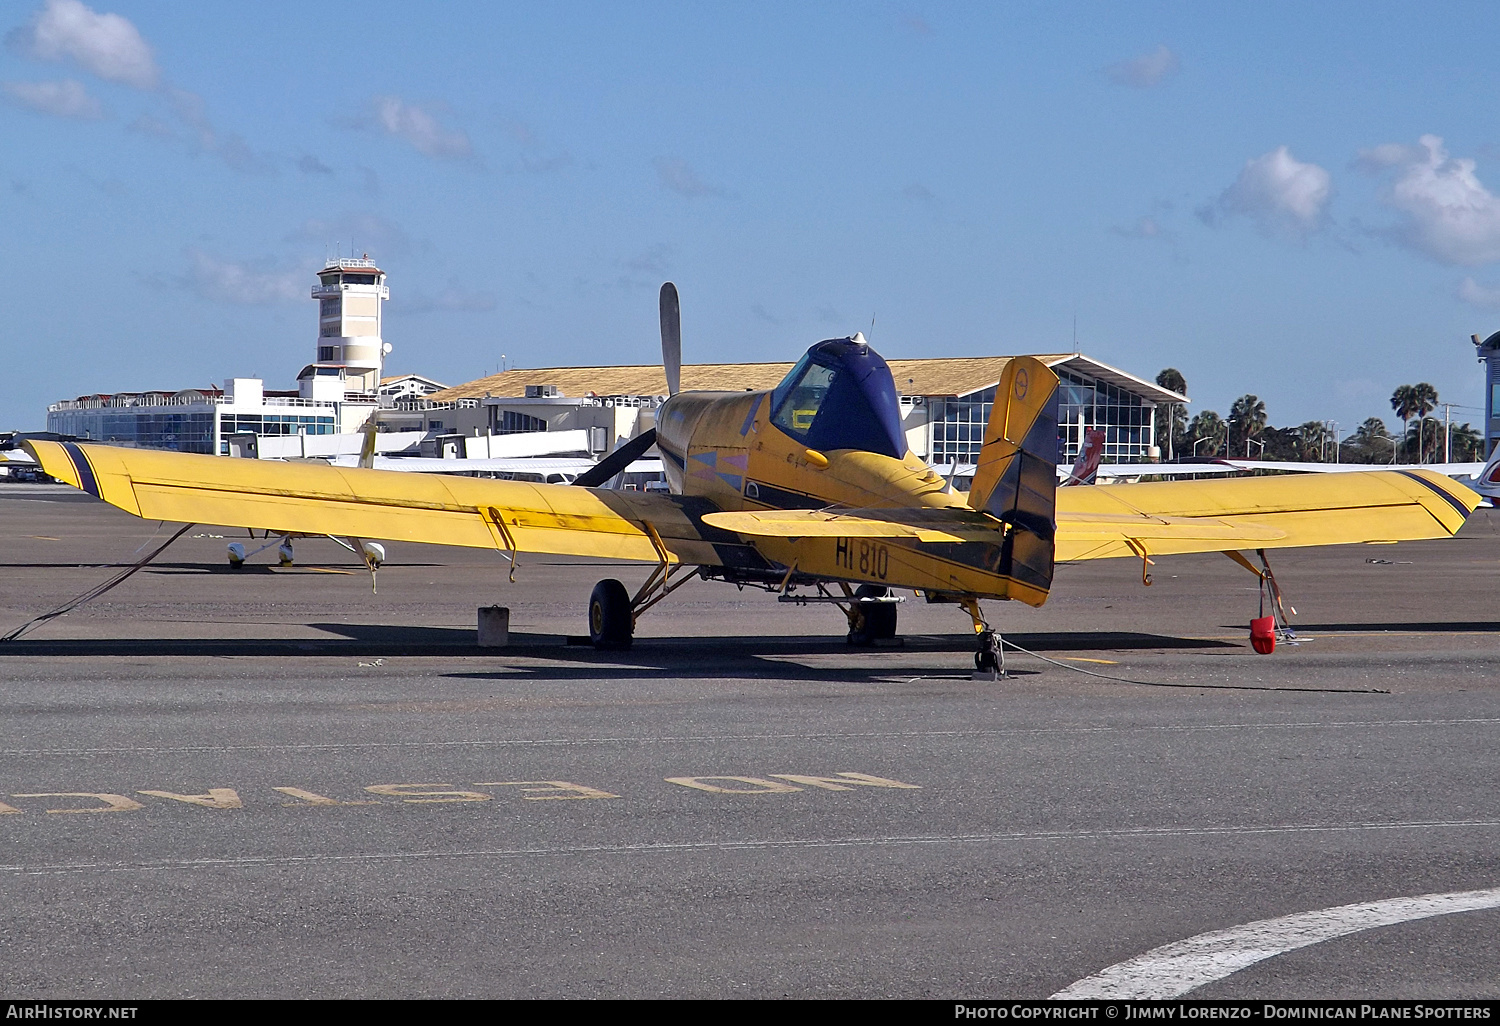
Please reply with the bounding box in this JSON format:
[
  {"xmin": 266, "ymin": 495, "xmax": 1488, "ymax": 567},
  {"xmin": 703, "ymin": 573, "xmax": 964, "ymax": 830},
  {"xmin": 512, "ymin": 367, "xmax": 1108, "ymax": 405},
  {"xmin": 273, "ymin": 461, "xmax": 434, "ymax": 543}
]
[
  {"xmin": 1155, "ymin": 368, "xmax": 1187, "ymax": 460},
  {"xmin": 1187, "ymin": 410, "xmax": 1226, "ymax": 457},
  {"xmin": 1228, "ymin": 394, "xmax": 1268, "ymax": 457},
  {"xmin": 1409, "ymin": 383, "xmax": 1438, "ymax": 463},
  {"xmin": 1296, "ymin": 420, "xmax": 1331, "ymax": 461},
  {"xmin": 1451, "ymin": 422, "xmax": 1484, "ymax": 462},
  {"xmin": 1346, "ymin": 417, "xmax": 1394, "ymax": 464},
  {"xmin": 1262, "ymin": 425, "xmax": 1301, "ymax": 460},
  {"xmin": 1390, "ymin": 385, "xmax": 1419, "ymax": 461}
]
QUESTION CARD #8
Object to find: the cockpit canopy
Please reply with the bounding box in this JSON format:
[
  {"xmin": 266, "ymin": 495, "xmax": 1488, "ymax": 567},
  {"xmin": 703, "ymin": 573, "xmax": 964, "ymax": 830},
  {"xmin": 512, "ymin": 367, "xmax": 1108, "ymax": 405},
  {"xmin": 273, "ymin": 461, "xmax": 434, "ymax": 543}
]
[{"xmin": 769, "ymin": 337, "xmax": 906, "ymax": 459}]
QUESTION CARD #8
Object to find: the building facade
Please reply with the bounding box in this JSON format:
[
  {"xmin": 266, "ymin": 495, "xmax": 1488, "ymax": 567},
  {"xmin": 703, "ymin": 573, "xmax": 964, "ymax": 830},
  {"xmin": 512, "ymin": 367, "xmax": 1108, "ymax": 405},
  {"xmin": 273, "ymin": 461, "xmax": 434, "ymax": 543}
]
[{"xmin": 423, "ymin": 353, "xmax": 1186, "ymax": 466}]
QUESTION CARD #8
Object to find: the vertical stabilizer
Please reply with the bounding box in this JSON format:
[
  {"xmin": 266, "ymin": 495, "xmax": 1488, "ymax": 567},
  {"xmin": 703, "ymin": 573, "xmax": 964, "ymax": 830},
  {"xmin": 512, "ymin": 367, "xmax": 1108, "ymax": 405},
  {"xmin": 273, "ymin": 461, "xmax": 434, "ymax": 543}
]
[
  {"xmin": 968, "ymin": 357, "xmax": 1060, "ymax": 527},
  {"xmin": 1469, "ymin": 444, "xmax": 1500, "ymax": 501},
  {"xmin": 966, "ymin": 357, "xmax": 1060, "ymax": 597}
]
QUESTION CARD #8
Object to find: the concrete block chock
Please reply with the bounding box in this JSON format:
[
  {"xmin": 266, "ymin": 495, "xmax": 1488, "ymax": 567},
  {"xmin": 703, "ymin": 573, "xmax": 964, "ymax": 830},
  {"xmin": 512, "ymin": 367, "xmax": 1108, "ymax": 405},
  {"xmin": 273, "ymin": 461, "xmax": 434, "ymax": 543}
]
[{"xmin": 477, "ymin": 606, "xmax": 510, "ymax": 648}]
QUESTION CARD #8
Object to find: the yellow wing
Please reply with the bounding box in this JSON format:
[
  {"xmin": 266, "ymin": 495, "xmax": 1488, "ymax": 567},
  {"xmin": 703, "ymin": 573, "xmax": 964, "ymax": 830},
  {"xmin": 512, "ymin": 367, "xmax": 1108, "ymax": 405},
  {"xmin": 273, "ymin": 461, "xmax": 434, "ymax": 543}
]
[
  {"xmin": 23, "ymin": 440, "xmax": 756, "ymax": 568},
  {"xmin": 1056, "ymin": 469, "xmax": 1479, "ymax": 561}
]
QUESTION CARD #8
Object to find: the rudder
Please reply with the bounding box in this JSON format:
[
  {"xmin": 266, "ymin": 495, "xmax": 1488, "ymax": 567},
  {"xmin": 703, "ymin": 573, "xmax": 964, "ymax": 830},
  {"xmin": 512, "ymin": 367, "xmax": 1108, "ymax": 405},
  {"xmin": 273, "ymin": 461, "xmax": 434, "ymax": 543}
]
[{"xmin": 966, "ymin": 356, "xmax": 1059, "ymax": 599}]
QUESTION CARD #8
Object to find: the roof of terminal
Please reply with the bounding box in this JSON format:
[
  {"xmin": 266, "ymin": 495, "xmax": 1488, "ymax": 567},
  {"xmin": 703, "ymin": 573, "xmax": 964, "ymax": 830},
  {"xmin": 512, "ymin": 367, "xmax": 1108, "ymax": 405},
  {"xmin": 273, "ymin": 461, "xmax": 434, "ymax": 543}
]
[{"xmin": 426, "ymin": 353, "xmax": 1189, "ymax": 405}]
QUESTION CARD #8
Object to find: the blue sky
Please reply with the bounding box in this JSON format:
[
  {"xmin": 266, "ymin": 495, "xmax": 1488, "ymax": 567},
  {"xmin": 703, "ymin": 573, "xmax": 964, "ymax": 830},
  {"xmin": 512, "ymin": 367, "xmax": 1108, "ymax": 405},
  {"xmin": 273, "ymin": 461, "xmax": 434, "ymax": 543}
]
[{"xmin": 5, "ymin": 1, "xmax": 1500, "ymax": 434}]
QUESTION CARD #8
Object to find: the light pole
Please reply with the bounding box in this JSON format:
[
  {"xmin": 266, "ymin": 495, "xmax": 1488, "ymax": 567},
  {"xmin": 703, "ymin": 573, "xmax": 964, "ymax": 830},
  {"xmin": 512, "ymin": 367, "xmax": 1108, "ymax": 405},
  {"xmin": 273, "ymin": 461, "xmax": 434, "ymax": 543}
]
[
  {"xmin": 1383, "ymin": 436, "xmax": 1398, "ymax": 464},
  {"xmin": 1194, "ymin": 436, "xmax": 1214, "ymax": 457}
]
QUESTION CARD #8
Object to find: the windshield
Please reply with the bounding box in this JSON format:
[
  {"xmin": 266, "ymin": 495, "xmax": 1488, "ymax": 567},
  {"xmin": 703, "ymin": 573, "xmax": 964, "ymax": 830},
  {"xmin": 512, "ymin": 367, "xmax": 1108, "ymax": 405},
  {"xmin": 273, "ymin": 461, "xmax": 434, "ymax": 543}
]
[
  {"xmin": 771, "ymin": 358, "xmax": 836, "ymax": 437},
  {"xmin": 768, "ymin": 339, "xmax": 905, "ymax": 458}
]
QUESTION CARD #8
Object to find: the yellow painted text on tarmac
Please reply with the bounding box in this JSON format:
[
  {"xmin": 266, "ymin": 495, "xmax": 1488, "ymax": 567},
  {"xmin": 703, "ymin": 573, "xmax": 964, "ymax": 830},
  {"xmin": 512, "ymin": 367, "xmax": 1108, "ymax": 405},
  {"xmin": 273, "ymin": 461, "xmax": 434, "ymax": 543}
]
[
  {"xmin": 769, "ymin": 773, "xmax": 921, "ymax": 790},
  {"xmin": 365, "ymin": 783, "xmax": 492, "ymax": 803},
  {"xmin": 473, "ymin": 781, "xmax": 620, "ymax": 800},
  {"xmin": 664, "ymin": 776, "xmax": 803, "ymax": 794},
  {"xmin": 11, "ymin": 793, "xmax": 144, "ymax": 813},
  {"xmin": 138, "ymin": 788, "xmax": 243, "ymax": 809},
  {"xmin": 272, "ymin": 787, "xmax": 379, "ymax": 806}
]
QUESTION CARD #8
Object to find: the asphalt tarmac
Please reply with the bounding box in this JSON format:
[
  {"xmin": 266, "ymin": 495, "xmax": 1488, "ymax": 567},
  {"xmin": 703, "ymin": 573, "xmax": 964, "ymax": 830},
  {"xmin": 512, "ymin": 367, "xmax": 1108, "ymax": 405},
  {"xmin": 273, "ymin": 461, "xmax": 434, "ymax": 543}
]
[{"xmin": 1, "ymin": 482, "xmax": 1498, "ymax": 999}]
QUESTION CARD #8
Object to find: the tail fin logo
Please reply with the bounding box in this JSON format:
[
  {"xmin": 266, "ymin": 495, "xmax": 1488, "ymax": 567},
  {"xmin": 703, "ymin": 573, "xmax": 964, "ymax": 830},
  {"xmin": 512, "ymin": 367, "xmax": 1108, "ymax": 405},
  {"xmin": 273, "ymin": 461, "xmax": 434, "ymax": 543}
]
[{"xmin": 1013, "ymin": 368, "xmax": 1029, "ymax": 401}]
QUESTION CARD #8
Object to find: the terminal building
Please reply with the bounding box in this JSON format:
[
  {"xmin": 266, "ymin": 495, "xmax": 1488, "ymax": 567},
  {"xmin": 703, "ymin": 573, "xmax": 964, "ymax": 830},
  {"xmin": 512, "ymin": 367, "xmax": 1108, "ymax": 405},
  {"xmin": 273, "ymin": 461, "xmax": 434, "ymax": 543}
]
[
  {"xmin": 45, "ymin": 254, "xmax": 1188, "ymax": 467},
  {"xmin": 420, "ymin": 354, "xmax": 1187, "ymax": 467}
]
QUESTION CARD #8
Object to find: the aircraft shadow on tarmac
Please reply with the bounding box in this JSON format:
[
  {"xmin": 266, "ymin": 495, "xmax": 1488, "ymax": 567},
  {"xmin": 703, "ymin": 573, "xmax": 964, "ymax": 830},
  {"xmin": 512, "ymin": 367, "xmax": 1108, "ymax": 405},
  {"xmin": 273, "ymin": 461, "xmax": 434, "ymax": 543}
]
[
  {"xmin": 0, "ymin": 623, "xmax": 1237, "ymax": 681},
  {"xmin": 1221, "ymin": 621, "xmax": 1500, "ymax": 633}
]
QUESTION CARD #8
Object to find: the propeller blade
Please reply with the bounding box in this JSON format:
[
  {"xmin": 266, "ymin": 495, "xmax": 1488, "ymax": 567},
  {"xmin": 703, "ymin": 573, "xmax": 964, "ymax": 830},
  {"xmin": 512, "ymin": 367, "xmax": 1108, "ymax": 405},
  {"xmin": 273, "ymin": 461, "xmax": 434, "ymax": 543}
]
[
  {"xmin": 660, "ymin": 282, "xmax": 681, "ymax": 397},
  {"xmin": 572, "ymin": 428, "xmax": 658, "ymax": 488}
]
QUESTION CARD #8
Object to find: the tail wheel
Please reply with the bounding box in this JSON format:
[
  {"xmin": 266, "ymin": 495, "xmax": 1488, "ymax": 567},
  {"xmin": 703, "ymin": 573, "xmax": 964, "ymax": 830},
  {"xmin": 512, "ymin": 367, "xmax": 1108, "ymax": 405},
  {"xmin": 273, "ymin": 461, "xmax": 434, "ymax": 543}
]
[
  {"xmin": 848, "ymin": 584, "xmax": 898, "ymax": 646},
  {"xmin": 589, "ymin": 578, "xmax": 634, "ymax": 650}
]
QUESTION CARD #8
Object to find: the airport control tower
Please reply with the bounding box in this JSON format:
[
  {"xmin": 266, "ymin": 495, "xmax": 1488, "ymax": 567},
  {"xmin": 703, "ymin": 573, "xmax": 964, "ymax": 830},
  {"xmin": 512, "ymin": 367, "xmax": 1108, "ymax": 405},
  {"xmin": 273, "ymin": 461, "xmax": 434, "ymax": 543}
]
[{"xmin": 307, "ymin": 255, "xmax": 391, "ymax": 395}]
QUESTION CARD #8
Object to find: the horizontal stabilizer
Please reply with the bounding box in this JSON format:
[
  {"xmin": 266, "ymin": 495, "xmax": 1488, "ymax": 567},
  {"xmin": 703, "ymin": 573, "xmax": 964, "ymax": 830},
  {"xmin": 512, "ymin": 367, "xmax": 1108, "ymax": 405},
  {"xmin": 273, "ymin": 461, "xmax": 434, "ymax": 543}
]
[{"xmin": 702, "ymin": 508, "xmax": 1004, "ymax": 543}]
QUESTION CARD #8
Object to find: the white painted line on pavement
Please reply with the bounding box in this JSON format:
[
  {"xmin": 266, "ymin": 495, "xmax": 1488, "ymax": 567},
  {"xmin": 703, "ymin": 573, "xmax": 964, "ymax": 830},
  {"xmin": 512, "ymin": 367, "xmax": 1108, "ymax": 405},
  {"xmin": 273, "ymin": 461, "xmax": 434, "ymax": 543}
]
[
  {"xmin": 1052, "ymin": 886, "xmax": 1500, "ymax": 999},
  {"xmin": 5, "ymin": 818, "xmax": 1500, "ymax": 877},
  {"xmin": 1, "ymin": 718, "xmax": 1497, "ymax": 757}
]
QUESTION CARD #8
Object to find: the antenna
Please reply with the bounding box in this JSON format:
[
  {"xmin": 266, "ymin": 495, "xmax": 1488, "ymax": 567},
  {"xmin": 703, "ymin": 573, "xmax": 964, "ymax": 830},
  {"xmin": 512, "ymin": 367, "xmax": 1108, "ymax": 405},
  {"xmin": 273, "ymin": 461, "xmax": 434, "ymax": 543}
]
[{"xmin": 1072, "ymin": 312, "xmax": 1078, "ymax": 352}]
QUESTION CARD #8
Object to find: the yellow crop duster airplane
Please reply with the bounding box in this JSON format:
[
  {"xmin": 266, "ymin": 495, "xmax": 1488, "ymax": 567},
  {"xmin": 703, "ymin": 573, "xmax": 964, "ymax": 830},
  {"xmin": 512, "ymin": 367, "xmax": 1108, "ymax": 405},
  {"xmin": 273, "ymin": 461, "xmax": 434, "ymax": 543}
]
[{"xmin": 22, "ymin": 284, "xmax": 1481, "ymax": 669}]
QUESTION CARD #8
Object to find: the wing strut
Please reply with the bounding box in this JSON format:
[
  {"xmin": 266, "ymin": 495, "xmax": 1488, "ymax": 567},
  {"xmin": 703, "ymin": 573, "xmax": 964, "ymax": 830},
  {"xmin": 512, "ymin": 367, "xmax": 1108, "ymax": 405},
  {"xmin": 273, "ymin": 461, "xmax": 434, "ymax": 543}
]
[
  {"xmin": 1222, "ymin": 549, "xmax": 1297, "ymax": 652},
  {"xmin": 484, "ymin": 506, "xmax": 521, "ymax": 583}
]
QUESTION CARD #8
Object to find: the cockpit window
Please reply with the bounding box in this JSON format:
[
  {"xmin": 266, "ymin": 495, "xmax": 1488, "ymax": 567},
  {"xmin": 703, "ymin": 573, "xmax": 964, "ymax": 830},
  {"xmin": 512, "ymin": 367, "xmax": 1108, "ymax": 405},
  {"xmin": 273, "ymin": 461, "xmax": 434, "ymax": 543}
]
[
  {"xmin": 768, "ymin": 339, "xmax": 906, "ymax": 458},
  {"xmin": 771, "ymin": 358, "xmax": 837, "ymax": 437}
]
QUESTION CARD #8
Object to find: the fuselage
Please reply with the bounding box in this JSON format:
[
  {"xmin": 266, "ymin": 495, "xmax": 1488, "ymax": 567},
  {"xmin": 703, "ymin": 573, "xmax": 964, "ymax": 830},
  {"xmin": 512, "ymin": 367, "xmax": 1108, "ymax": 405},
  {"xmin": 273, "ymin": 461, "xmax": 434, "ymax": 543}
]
[{"xmin": 651, "ymin": 338, "xmax": 1050, "ymax": 605}]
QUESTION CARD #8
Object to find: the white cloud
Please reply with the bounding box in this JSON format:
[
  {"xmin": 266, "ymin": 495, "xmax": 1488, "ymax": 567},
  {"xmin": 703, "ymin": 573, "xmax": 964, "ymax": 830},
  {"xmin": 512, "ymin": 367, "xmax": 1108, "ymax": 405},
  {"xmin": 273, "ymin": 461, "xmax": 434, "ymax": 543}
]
[
  {"xmin": 128, "ymin": 86, "xmax": 272, "ymax": 174},
  {"xmin": 1105, "ymin": 44, "xmax": 1180, "ymax": 88},
  {"xmin": 653, "ymin": 157, "xmax": 728, "ymax": 198},
  {"xmin": 1205, "ymin": 146, "xmax": 1331, "ymax": 236},
  {"xmin": 1354, "ymin": 141, "xmax": 1422, "ymax": 173},
  {"xmin": 1458, "ymin": 277, "xmax": 1500, "ymax": 309},
  {"xmin": 181, "ymin": 250, "xmax": 303, "ymax": 305},
  {"xmin": 1363, "ymin": 135, "xmax": 1500, "ymax": 266},
  {"xmin": 8, "ymin": 0, "xmax": 157, "ymax": 90},
  {"xmin": 2, "ymin": 78, "xmax": 102, "ymax": 119},
  {"xmin": 372, "ymin": 96, "xmax": 472, "ymax": 160}
]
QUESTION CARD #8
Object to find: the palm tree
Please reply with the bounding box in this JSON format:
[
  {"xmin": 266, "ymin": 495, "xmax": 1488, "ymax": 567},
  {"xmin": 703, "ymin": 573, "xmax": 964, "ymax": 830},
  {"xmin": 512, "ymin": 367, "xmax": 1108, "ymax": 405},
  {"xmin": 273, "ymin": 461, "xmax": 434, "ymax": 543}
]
[
  {"xmin": 1451, "ymin": 423, "xmax": 1484, "ymax": 462},
  {"xmin": 1228, "ymin": 394, "xmax": 1268, "ymax": 457},
  {"xmin": 1296, "ymin": 421, "xmax": 1330, "ymax": 461},
  {"xmin": 1390, "ymin": 385, "xmax": 1418, "ymax": 461},
  {"xmin": 1409, "ymin": 382, "xmax": 1438, "ymax": 463},
  {"xmin": 1155, "ymin": 368, "xmax": 1187, "ymax": 460},
  {"xmin": 1348, "ymin": 417, "xmax": 1394, "ymax": 464},
  {"xmin": 1187, "ymin": 410, "xmax": 1226, "ymax": 457}
]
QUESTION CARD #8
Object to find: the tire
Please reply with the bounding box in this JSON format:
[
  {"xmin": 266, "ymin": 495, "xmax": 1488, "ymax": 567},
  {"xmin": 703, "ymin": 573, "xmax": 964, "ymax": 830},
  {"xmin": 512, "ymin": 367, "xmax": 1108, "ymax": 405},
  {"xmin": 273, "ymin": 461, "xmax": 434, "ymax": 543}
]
[
  {"xmin": 848, "ymin": 584, "xmax": 898, "ymax": 645},
  {"xmin": 589, "ymin": 578, "xmax": 634, "ymax": 650}
]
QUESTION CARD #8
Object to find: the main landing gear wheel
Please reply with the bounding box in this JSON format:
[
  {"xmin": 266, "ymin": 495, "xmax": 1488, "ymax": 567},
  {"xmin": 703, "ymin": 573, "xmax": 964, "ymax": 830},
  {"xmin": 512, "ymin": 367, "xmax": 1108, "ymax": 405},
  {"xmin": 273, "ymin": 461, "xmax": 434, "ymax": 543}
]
[
  {"xmin": 974, "ymin": 630, "xmax": 1004, "ymax": 677},
  {"xmin": 847, "ymin": 584, "xmax": 898, "ymax": 646},
  {"xmin": 589, "ymin": 578, "xmax": 634, "ymax": 650}
]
